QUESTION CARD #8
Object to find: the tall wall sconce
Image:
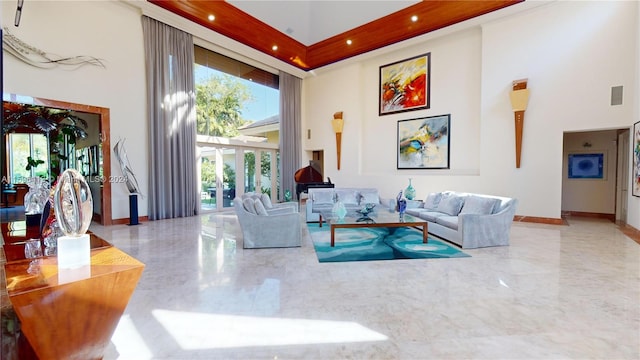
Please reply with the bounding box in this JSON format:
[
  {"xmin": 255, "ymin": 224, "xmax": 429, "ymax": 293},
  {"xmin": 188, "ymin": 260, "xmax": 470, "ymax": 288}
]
[
  {"xmin": 331, "ymin": 111, "xmax": 344, "ymax": 170},
  {"xmin": 15, "ymin": 0, "xmax": 24, "ymax": 27},
  {"xmin": 509, "ymin": 79, "xmax": 530, "ymax": 168}
]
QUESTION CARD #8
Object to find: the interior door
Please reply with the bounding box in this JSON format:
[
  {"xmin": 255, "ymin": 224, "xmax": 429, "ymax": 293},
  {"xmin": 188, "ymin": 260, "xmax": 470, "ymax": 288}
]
[{"xmin": 616, "ymin": 130, "xmax": 629, "ymax": 222}]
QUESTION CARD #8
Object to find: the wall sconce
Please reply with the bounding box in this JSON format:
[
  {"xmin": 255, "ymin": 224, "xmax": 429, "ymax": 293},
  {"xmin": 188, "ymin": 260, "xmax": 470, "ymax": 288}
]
[
  {"xmin": 509, "ymin": 79, "xmax": 529, "ymax": 168},
  {"xmin": 15, "ymin": 0, "xmax": 24, "ymax": 27},
  {"xmin": 331, "ymin": 111, "xmax": 344, "ymax": 170}
]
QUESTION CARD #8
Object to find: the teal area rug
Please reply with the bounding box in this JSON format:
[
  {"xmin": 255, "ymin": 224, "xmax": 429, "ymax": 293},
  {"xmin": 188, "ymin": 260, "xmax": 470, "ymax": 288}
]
[{"xmin": 307, "ymin": 223, "xmax": 470, "ymax": 263}]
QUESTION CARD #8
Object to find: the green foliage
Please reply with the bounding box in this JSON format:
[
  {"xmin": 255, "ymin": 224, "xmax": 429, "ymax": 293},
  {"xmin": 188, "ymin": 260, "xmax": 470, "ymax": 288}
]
[
  {"xmin": 243, "ymin": 151, "xmax": 271, "ymax": 192},
  {"xmin": 196, "ymin": 74, "xmax": 253, "ymax": 137},
  {"xmin": 223, "ymin": 163, "xmax": 235, "ymax": 189},
  {"xmin": 201, "ymin": 158, "xmax": 216, "ymax": 191},
  {"xmin": 25, "ymin": 156, "xmax": 44, "ymax": 171}
]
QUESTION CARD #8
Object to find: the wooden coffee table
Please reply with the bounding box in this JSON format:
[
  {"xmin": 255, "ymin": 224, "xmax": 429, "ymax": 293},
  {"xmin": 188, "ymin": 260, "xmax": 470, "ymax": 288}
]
[{"xmin": 319, "ymin": 210, "xmax": 428, "ymax": 247}]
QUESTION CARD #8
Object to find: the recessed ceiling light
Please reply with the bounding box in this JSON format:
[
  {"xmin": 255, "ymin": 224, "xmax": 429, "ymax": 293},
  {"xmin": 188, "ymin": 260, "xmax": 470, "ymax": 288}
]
[
  {"xmin": 411, "ymin": 15, "xmax": 418, "ymax": 22},
  {"xmin": 346, "ymin": 39, "xmax": 352, "ymax": 45},
  {"xmin": 208, "ymin": 14, "xmax": 215, "ymax": 21},
  {"xmin": 272, "ymin": 45, "xmax": 278, "ymax": 51}
]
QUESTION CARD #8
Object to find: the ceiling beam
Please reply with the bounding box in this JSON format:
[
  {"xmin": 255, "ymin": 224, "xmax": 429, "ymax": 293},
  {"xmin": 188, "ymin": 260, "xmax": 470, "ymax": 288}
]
[{"xmin": 148, "ymin": 0, "xmax": 523, "ymax": 71}]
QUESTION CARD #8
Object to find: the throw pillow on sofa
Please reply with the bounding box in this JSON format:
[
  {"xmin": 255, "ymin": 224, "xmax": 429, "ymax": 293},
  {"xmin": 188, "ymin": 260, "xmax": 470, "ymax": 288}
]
[
  {"xmin": 243, "ymin": 198, "xmax": 257, "ymax": 214},
  {"xmin": 335, "ymin": 189, "xmax": 359, "ymax": 205},
  {"xmin": 435, "ymin": 194, "xmax": 465, "ymax": 216},
  {"xmin": 260, "ymin": 193, "xmax": 273, "ymax": 209},
  {"xmin": 359, "ymin": 190, "xmax": 380, "ymax": 205},
  {"xmin": 423, "ymin": 192, "xmax": 443, "ymax": 210},
  {"xmin": 313, "ymin": 191, "xmax": 334, "ymax": 204},
  {"xmin": 254, "ymin": 198, "xmax": 269, "ymax": 216},
  {"xmin": 459, "ymin": 195, "xmax": 500, "ymax": 215}
]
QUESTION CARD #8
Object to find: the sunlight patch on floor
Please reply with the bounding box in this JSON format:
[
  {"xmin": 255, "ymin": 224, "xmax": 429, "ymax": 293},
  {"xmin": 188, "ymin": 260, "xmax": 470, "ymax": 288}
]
[
  {"xmin": 152, "ymin": 309, "xmax": 388, "ymax": 350},
  {"xmin": 110, "ymin": 315, "xmax": 154, "ymax": 359}
]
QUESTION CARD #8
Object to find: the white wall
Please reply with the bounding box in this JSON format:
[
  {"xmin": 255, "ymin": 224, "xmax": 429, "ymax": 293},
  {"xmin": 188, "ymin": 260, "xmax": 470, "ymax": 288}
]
[
  {"xmin": 304, "ymin": 0, "xmax": 639, "ymax": 220},
  {"xmin": 2, "ymin": 1, "xmax": 148, "ymax": 220},
  {"xmin": 304, "ymin": 28, "xmax": 483, "ymax": 198},
  {"xmin": 481, "ymin": 1, "xmax": 636, "ymax": 219}
]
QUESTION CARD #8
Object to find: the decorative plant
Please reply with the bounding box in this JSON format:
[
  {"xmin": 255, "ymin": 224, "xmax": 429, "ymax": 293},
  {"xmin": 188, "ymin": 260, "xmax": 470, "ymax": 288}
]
[{"xmin": 25, "ymin": 156, "xmax": 44, "ymax": 171}]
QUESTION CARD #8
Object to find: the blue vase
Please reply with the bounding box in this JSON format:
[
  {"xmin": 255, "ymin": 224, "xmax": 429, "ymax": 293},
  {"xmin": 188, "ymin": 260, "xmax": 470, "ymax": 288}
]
[
  {"xmin": 405, "ymin": 178, "xmax": 416, "ymax": 200},
  {"xmin": 398, "ymin": 199, "xmax": 407, "ymax": 220}
]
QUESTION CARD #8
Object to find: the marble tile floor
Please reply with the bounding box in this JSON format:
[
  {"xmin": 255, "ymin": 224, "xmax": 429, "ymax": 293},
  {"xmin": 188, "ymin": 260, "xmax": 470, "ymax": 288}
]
[{"xmin": 89, "ymin": 213, "xmax": 640, "ymax": 360}]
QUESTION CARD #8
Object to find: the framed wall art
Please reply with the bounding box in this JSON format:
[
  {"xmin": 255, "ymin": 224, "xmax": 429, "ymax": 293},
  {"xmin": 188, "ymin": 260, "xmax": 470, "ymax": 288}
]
[
  {"xmin": 633, "ymin": 121, "xmax": 640, "ymax": 197},
  {"xmin": 567, "ymin": 153, "xmax": 604, "ymax": 179},
  {"xmin": 397, "ymin": 114, "xmax": 450, "ymax": 169},
  {"xmin": 379, "ymin": 52, "xmax": 430, "ymax": 116}
]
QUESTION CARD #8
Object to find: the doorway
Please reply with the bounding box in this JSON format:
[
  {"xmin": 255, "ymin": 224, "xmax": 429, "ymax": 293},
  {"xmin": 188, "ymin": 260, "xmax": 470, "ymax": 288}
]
[
  {"xmin": 561, "ymin": 128, "xmax": 630, "ymax": 223},
  {"xmin": 198, "ymin": 144, "xmax": 278, "ymax": 212},
  {"xmin": 2, "ymin": 93, "xmax": 113, "ymax": 225}
]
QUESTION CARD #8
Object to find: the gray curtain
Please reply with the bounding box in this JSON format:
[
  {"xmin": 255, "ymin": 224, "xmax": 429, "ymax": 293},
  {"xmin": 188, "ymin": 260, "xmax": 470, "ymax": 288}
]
[
  {"xmin": 278, "ymin": 71, "xmax": 302, "ymax": 201},
  {"xmin": 142, "ymin": 16, "xmax": 199, "ymax": 220}
]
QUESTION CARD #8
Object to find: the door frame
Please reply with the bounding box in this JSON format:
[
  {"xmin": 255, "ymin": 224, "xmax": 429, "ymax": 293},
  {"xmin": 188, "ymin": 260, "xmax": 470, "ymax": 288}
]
[{"xmin": 197, "ymin": 136, "xmax": 278, "ymax": 212}]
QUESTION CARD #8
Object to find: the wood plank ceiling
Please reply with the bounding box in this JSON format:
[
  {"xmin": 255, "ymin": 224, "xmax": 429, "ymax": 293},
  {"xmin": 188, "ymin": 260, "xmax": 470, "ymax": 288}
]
[{"xmin": 148, "ymin": 0, "xmax": 523, "ymax": 71}]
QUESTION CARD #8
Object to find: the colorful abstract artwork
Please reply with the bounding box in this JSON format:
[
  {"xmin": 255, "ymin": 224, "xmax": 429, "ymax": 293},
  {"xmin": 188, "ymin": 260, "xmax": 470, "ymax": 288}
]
[
  {"xmin": 397, "ymin": 114, "xmax": 450, "ymax": 169},
  {"xmin": 634, "ymin": 121, "xmax": 640, "ymax": 197},
  {"xmin": 379, "ymin": 53, "xmax": 430, "ymax": 116}
]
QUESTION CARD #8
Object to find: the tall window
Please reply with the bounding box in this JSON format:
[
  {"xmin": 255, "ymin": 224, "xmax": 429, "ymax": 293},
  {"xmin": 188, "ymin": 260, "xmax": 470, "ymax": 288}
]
[
  {"xmin": 194, "ymin": 46, "xmax": 279, "ymax": 137},
  {"xmin": 8, "ymin": 133, "xmax": 49, "ymax": 183},
  {"xmin": 195, "ymin": 46, "xmax": 280, "ymax": 210}
]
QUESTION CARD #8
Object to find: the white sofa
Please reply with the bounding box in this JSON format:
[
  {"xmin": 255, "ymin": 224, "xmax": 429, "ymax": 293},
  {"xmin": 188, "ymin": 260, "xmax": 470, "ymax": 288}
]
[
  {"xmin": 405, "ymin": 191, "xmax": 518, "ymax": 249},
  {"xmin": 306, "ymin": 188, "xmax": 383, "ymax": 222}
]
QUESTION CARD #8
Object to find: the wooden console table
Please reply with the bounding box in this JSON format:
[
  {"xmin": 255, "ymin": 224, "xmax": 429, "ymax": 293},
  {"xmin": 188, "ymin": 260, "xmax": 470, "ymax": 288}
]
[{"xmin": 2, "ymin": 221, "xmax": 144, "ymax": 360}]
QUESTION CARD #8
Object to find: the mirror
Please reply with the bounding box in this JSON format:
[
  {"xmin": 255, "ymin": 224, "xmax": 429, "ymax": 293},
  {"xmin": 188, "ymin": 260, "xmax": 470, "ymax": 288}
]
[{"xmin": 2, "ymin": 93, "xmax": 113, "ymax": 225}]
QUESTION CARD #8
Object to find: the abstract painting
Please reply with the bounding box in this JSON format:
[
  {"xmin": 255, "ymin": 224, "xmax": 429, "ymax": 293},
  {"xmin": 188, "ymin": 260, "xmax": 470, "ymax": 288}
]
[
  {"xmin": 634, "ymin": 121, "xmax": 640, "ymax": 197},
  {"xmin": 379, "ymin": 53, "xmax": 430, "ymax": 116},
  {"xmin": 397, "ymin": 114, "xmax": 450, "ymax": 169},
  {"xmin": 568, "ymin": 153, "xmax": 604, "ymax": 179}
]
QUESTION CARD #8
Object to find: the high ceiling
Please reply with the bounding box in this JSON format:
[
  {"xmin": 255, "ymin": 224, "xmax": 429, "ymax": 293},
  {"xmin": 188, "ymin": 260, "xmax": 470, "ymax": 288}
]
[{"xmin": 148, "ymin": 0, "xmax": 523, "ymax": 71}]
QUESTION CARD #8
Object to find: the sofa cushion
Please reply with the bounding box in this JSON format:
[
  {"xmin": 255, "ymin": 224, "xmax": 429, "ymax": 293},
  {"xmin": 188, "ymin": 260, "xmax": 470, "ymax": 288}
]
[
  {"xmin": 436, "ymin": 194, "xmax": 465, "ymax": 216},
  {"xmin": 423, "ymin": 192, "xmax": 443, "ymax": 210},
  {"xmin": 359, "ymin": 189, "xmax": 380, "ymax": 205},
  {"xmin": 405, "ymin": 208, "xmax": 426, "ymax": 217},
  {"xmin": 254, "ymin": 199, "xmax": 269, "ymax": 216},
  {"xmin": 312, "ymin": 191, "xmax": 334, "ymax": 204},
  {"xmin": 459, "ymin": 195, "xmax": 500, "ymax": 215},
  {"xmin": 435, "ymin": 215, "xmax": 459, "ymax": 230},
  {"xmin": 417, "ymin": 211, "xmax": 448, "ymax": 222},
  {"xmin": 260, "ymin": 193, "xmax": 273, "ymax": 209},
  {"xmin": 335, "ymin": 189, "xmax": 359, "ymax": 205},
  {"xmin": 313, "ymin": 204, "xmax": 334, "ymax": 214},
  {"xmin": 243, "ymin": 198, "xmax": 257, "ymax": 214}
]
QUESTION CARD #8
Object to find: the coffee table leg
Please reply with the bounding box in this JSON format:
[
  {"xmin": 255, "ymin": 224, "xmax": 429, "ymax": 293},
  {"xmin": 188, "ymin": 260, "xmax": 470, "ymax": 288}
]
[
  {"xmin": 331, "ymin": 226, "xmax": 335, "ymax": 247},
  {"xmin": 319, "ymin": 214, "xmax": 323, "ymax": 228},
  {"xmin": 423, "ymin": 224, "xmax": 428, "ymax": 243}
]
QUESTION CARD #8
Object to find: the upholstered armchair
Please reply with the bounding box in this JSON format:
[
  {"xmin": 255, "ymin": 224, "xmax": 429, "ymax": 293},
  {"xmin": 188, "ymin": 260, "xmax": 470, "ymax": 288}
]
[{"xmin": 233, "ymin": 197, "xmax": 302, "ymax": 249}]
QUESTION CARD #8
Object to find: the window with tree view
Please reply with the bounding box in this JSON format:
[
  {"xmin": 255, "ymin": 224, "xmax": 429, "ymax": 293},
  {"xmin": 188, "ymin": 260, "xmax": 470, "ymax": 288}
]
[
  {"xmin": 194, "ymin": 46, "xmax": 280, "ymax": 210},
  {"xmin": 194, "ymin": 46, "xmax": 279, "ymax": 137}
]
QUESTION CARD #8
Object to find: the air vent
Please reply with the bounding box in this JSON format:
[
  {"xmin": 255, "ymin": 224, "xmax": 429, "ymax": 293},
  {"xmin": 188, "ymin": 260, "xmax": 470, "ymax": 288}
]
[{"xmin": 611, "ymin": 86, "xmax": 623, "ymax": 106}]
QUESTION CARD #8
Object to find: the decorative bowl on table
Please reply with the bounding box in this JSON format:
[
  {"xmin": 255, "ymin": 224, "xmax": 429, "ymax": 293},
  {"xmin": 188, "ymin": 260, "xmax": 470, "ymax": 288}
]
[{"xmin": 356, "ymin": 203, "xmax": 376, "ymax": 216}]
